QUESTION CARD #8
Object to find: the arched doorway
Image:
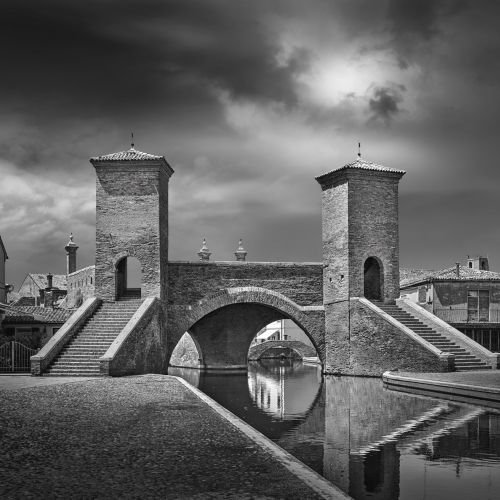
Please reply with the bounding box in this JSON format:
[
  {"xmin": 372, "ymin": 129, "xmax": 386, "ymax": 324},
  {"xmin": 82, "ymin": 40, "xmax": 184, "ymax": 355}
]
[
  {"xmin": 116, "ymin": 256, "xmax": 142, "ymax": 300},
  {"xmin": 364, "ymin": 257, "xmax": 382, "ymax": 301}
]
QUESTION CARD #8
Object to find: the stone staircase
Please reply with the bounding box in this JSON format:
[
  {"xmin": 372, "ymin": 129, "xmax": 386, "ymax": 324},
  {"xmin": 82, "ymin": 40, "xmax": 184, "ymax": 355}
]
[
  {"xmin": 376, "ymin": 302, "xmax": 491, "ymax": 371},
  {"xmin": 45, "ymin": 300, "xmax": 142, "ymax": 376}
]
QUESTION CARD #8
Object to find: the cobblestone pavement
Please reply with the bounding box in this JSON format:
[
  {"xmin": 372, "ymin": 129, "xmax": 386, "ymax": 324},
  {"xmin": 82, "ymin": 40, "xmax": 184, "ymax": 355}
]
[
  {"xmin": 0, "ymin": 375, "xmax": 327, "ymax": 499},
  {"xmin": 396, "ymin": 370, "xmax": 500, "ymax": 388},
  {"xmin": 0, "ymin": 375, "xmax": 94, "ymax": 391}
]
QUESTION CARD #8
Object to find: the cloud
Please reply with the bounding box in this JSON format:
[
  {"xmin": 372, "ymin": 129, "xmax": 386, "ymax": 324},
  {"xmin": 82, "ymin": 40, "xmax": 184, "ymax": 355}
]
[
  {"xmin": 386, "ymin": 0, "xmax": 467, "ymax": 67},
  {"xmin": 368, "ymin": 84, "xmax": 406, "ymax": 124}
]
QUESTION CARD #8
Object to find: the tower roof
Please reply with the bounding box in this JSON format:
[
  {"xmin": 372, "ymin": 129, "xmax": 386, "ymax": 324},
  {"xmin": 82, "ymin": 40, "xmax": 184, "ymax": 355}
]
[
  {"xmin": 90, "ymin": 146, "xmax": 165, "ymax": 162},
  {"xmin": 316, "ymin": 156, "xmax": 405, "ymax": 185}
]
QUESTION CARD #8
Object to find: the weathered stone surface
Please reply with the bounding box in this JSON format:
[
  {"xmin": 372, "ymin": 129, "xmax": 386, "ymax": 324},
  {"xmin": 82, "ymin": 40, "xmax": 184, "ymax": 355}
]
[
  {"xmin": 166, "ymin": 287, "xmax": 325, "ymax": 369},
  {"xmin": 101, "ymin": 299, "xmax": 168, "ymax": 377},
  {"xmin": 93, "ymin": 161, "xmax": 172, "ymax": 301},
  {"xmin": 324, "ymin": 299, "xmax": 446, "ymax": 376},
  {"xmin": 167, "ymin": 261, "xmax": 322, "ymax": 306}
]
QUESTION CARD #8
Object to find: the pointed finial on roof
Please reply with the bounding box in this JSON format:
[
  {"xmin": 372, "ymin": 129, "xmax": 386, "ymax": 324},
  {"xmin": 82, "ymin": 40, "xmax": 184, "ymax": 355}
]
[
  {"xmin": 358, "ymin": 142, "xmax": 361, "ymax": 158},
  {"xmin": 131, "ymin": 132, "xmax": 135, "ymax": 149},
  {"xmin": 235, "ymin": 238, "xmax": 247, "ymax": 262},
  {"xmin": 198, "ymin": 238, "xmax": 211, "ymax": 262},
  {"xmin": 66, "ymin": 233, "xmax": 77, "ymax": 248}
]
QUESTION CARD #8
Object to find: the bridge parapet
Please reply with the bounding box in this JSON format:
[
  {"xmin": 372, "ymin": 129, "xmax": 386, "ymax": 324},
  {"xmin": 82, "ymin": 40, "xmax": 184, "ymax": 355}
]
[{"xmin": 167, "ymin": 261, "xmax": 323, "ymax": 307}]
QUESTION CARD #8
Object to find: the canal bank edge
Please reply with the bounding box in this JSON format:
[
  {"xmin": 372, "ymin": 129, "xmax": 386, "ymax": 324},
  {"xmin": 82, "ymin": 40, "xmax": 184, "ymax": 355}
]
[
  {"xmin": 173, "ymin": 376, "xmax": 352, "ymax": 500},
  {"xmin": 383, "ymin": 370, "xmax": 500, "ymax": 409}
]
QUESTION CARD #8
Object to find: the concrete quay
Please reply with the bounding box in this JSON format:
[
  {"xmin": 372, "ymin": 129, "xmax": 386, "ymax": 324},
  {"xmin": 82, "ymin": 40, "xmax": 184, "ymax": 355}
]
[
  {"xmin": 383, "ymin": 370, "xmax": 500, "ymax": 409},
  {"xmin": 0, "ymin": 374, "xmax": 349, "ymax": 499}
]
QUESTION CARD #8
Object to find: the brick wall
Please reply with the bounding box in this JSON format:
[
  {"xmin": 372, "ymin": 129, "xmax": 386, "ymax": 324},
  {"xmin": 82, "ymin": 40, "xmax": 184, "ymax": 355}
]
[
  {"xmin": 94, "ymin": 162, "xmax": 171, "ymax": 300},
  {"xmin": 348, "ymin": 172, "xmax": 402, "ymax": 301},
  {"xmin": 66, "ymin": 265, "xmax": 95, "ymax": 308},
  {"xmin": 167, "ymin": 261, "xmax": 323, "ymax": 306}
]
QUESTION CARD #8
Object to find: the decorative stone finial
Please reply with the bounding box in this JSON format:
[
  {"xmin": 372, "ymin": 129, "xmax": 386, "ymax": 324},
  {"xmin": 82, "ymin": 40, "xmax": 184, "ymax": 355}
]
[
  {"xmin": 66, "ymin": 233, "xmax": 77, "ymax": 247},
  {"xmin": 234, "ymin": 239, "xmax": 247, "ymax": 262},
  {"xmin": 198, "ymin": 238, "xmax": 211, "ymax": 261}
]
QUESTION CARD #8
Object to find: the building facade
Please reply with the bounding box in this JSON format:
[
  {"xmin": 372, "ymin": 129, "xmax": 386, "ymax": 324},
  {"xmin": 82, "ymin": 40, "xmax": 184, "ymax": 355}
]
[{"xmin": 400, "ymin": 259, "xmax": 500, "ymax": 352}]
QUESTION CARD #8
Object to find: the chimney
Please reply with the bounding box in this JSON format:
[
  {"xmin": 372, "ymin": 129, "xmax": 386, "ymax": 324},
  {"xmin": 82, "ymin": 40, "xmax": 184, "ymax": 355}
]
[
  {"xmin": 47, "ymin": 273, "xmax": 53, "ymax": 289},
  {"xmin": 65, "ymin": 233, "xmax": 79, "ymax": 275},
  {"xmin": 197, "ymin": 238, "xmax": 211, "ymax": 262},
  {"xmin": 455, "ymin": 262, "xmax": 460, "ymax": 278}
]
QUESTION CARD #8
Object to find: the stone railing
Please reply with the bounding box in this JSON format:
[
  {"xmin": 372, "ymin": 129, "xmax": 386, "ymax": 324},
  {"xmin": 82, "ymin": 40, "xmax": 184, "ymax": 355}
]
[
  {"xmin": 398, "ymin": 298, "xmax": 500, "ymax": 369},
  {"xmin": 99, "ymin": 297, "xmax": 161, "ymax": 376},
  {"xmin": 31, "ymin": 297, "xmax": 102, "ymax": 375}
]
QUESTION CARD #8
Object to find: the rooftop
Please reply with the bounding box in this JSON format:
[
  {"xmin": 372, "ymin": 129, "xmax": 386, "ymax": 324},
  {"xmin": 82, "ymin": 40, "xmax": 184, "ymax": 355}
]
[
  {"xmin": 26, "ymin": 273, "xmax": 67, "ymax": 290},
  {"xmin": 2, "ymin": 305, "xmax": 72, "ymax": 324},
  {"xmin": 400, "ymin": 265, "xmax": 500, "ymax": 288},
  {"xmin": 90, "ymin": 147, "xmax": 165, "ymax": 162},
  {"xmin": 316, "ymin": 156, "xmax": 406, "ymax": 183}
]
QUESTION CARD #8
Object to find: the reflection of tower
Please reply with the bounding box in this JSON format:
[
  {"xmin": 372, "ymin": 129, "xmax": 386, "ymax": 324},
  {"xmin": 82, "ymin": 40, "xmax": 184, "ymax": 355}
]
[{"xmin": 349, "ymin": 444, "xmax": 400, "ymax": 500}]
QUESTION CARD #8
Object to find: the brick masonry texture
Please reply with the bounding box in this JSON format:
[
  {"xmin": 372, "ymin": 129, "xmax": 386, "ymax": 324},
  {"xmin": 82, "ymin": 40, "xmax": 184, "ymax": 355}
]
[
  {"xmin": 324, "ymin": 299, "xmax": 445, "ymax": 375},
  {"xmin": 94, "ymin": 162, "xmax": 171, "ymax": 301},
  {"xmin": 167, "ymin": 261, "xmax": 323, "ymax": 306},
  {"xmin": 166, "ymin": 287, "xmax": 325, "ymax": 367},
  {"xmin": 102, "ymin": 299, "xmax": 168, "ymax": 377}
]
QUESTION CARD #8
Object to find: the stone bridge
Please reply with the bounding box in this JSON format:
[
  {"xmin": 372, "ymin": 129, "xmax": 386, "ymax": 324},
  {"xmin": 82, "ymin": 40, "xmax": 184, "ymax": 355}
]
[
  {"xmin": 69, "ymin": 145, "xmax": 457, "ymax": 377},
  {"xmin": 248, "ymin": 340, "xmax": 318, "ymax": 360},
  {"xmin": 166, "ymin": 261, "xmax": 324, "ymax": 370}
]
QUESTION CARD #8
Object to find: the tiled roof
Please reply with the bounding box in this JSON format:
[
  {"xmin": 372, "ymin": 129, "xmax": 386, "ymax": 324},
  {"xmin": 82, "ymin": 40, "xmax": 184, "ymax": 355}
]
[
  {"xmin": 399, "ymin": 268, "xmax": 436, "ymax": 288},
  {"xmin": 91, "ymin": 147, "xmax": 164, "ymax": 162},
  {"xmin": 316, "ymin": 156, "xmax": 405, "ymax": 182},
  {"xmin": 400, "ymin": 265, "xmax": 500, "ymax": 287},
  {"xmin": 11, "ymin": 296, "xmax": 37, "ymax": 307},
  {"xmin": 27, "ymin": 273, "xmax": 67, "ymax": 290},
  {"xmin": 3, "ymin": 306, "xmax": 72, "ymax": 324}
]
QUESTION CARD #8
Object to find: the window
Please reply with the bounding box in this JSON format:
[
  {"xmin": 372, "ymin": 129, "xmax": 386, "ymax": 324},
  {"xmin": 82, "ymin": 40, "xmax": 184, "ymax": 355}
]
[{"xmin": 467, "ymin": 290, "xmax": 490, "ymax": 322}]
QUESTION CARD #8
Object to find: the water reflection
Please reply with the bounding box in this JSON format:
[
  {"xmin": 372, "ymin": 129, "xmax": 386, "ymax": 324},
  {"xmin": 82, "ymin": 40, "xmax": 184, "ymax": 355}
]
[{"xmin": 169, "ymin": 362, "xmax": 500, "ymax": 500}]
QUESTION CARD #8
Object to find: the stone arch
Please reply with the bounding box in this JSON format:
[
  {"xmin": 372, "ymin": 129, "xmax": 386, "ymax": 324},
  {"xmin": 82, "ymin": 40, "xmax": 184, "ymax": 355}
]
[
  {"xmin": 167, "ymin": 287, "xmax": 324, "ymax": 369},
  {"xmin": 248, "ymin": 340, "xmax": 317, "ymax": 360},
  {"xmin": 364, "ymin": 256, "xmax": 384, "ymax": 301},
  {"xmin": 114, "ymin": 252, "xmax": 142, "ymax": 300}
]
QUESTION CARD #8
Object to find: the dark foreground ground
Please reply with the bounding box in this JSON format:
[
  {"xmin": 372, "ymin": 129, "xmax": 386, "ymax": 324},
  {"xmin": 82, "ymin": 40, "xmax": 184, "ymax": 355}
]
[{"xmin": 0, "ymin": 375, "xmax": 326, "ymax": 499}]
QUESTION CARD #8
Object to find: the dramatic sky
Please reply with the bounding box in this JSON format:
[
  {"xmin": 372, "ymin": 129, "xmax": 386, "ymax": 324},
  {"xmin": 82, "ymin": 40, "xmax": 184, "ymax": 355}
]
[{"xmin": 2, "ymin": 0, "xmax": 500, "ymax": 287}]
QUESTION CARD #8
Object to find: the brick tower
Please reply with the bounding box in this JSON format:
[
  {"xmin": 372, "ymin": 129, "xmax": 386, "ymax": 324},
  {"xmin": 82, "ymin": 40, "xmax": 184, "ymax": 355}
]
[
  {"xmin": 316, "ymin": 155, "xmax": 405, "ymax": 372},
  {"xmin": 90, "ymin": 146, "xmax": 174, "ymax": 301}
]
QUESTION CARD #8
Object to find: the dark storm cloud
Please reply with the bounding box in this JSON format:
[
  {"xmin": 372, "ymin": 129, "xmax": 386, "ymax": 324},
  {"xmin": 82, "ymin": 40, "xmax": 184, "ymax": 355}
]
[
  {"xmin": 386, "ymin": 0, "xmax": 467, "ymax": 67},
  {"xmin": 368, "ymin": 84, "xmax": 405, "ymax": 124},
  {"xmin": 0, "ymin": 1, "xmax": 305, "ymax": 117}
]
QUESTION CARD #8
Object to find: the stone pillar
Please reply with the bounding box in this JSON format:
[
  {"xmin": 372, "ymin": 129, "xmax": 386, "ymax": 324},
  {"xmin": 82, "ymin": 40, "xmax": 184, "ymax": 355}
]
[
  {"xmin": 316, "ymin": 156, "xmax": 405, "ymax": 373},
  {"xmin": 65, "ymin": 234, "xmax": 79, "ymax": 275},
  {"xmin": 91, "ymin": 147, "xmax": 174, "ymax": 301}
]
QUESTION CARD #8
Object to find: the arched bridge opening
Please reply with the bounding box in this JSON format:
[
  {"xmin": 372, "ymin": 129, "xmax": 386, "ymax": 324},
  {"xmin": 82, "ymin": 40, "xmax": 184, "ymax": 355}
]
[{"xmin": 167, "ymin": 287, "xmax": 324, "ymax": 371}]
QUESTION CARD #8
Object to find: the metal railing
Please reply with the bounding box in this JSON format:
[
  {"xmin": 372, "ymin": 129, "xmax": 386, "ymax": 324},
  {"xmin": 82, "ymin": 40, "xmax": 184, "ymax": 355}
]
[
  {"xmin": 434, "ymin": 308, "xmax": 500, "ymax": 324},
  {"xmin": 0, "ymin": 341, "xmax": 39, "ymax": 373}
]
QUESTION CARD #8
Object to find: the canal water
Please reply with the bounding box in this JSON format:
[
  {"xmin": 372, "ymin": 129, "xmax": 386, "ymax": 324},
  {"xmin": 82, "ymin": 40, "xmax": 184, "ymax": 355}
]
[{"xmin": 169, "ymin": 360, "xmax": 500, "ymax": 500}]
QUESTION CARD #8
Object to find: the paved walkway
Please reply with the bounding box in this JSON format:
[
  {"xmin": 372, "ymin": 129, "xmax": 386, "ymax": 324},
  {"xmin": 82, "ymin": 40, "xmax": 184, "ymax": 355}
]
[
  {"xmin": 0, "ymin": 374, "xmax": 348, "ymax": 499},
  {"xmin": 0, "ymin": 374, "xmax": 94, "ymax": 390},
  {"xmin": 383, "ymin": 370, "xmax": 500, "ymax": 408}
]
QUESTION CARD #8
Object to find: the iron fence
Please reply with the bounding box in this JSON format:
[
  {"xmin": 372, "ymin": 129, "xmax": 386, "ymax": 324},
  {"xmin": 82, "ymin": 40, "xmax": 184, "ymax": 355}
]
[{"xmin": 0, "ymin": 341, "xmax": 39, "ymax": 373}]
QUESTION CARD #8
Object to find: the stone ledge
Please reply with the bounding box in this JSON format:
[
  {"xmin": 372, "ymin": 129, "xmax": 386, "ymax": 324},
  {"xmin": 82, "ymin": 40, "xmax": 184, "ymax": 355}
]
[{"xmin": 383, "ymin": 371, "xmax": 500, "ymax": 409}]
